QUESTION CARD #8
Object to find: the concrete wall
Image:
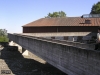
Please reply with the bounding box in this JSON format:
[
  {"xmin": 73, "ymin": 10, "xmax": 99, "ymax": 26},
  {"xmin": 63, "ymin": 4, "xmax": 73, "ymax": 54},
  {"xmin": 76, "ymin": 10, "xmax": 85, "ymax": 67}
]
[
  {"xmin": 9, "ymin": 42, "xmax": 46, "ymax": 63},
  {"xmin": 18, "ymin": 32, "xmax": 97, "ymax": 42},
  {"xmin": 19, "ymin": 32, "xmax": 96, "ymax": 37},
  {"xmin": 8, "ymin": 33, "xmax": 100, "ymax": 75}
]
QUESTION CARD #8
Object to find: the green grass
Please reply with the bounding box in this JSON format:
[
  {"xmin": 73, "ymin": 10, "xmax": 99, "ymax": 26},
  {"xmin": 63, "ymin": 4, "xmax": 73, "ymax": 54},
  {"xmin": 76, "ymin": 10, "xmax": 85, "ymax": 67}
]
[{"xmin": 0, "ymin": 36, "xmax": 9, "ymax": 42}]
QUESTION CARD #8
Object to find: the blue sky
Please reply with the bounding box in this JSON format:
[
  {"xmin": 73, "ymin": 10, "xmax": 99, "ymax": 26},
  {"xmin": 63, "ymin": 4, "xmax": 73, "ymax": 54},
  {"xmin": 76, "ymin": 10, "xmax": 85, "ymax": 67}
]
[{"xmin": 0, "ymin": 0, "xmax": 99, "ymax": 33}]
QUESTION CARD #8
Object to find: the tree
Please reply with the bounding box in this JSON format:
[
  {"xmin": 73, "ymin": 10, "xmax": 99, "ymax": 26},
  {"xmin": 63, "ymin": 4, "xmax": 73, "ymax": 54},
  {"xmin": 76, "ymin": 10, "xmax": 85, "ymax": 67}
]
[
  {"xmin": 90, "ymin": 2, "xmax": 100, "ymax": 14},
  {"xmin": 45, "ymin": 11, "xmax": 66, "ymax": 18},
  {"xmin": 0, "ymin": 29, "xmax": 7, "ymax": 36},
  {"xmin": 0, "ymin": 29, "xmax": 8, "ymax": 42}
]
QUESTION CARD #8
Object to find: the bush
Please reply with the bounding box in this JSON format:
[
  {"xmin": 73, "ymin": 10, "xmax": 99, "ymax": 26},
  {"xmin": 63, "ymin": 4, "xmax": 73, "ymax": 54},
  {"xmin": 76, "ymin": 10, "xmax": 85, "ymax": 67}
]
[{"xmin": 0, "ymin": 36, "xmax": 9, "ymax": 42}]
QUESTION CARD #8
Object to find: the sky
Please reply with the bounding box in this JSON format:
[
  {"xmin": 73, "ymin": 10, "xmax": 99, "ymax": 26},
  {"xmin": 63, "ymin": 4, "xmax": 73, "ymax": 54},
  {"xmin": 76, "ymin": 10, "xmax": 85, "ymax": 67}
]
[{"xmin": 0, "ymin": 0, "xmax": 99, "ymax": 33}]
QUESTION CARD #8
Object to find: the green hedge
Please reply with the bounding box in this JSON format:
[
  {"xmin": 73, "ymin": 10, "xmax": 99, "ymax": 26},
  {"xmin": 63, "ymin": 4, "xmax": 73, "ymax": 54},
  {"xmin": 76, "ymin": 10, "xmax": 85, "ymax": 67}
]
[{"xmin": 0, "ymin": 36, "xmax": 9, "ymax": 42}]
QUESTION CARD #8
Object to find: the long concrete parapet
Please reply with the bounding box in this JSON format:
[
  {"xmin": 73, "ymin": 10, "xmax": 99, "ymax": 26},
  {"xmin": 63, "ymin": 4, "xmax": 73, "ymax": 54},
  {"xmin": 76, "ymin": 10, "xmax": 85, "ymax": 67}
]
[
  {"xmin": 10, "ymin": 33, "xmax": 95, "ymax": 50},
  {"xmin": 8, "ymin": 33, "xmax": 100, "ymax": 75},
  {"xmin": 18, "ymin": 32, "xmax": 96, "ymax": 36},
  {"xmin": 45, "ymin": 39, "xmax": 95, "ymax": 50}
]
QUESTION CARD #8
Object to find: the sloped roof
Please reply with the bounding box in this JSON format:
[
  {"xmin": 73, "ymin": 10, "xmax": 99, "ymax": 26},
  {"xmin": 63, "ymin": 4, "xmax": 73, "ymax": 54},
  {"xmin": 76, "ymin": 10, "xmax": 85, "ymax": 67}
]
[{"xmin": 22, "ymin": 17, "xmax": 100, "ymax": 27}]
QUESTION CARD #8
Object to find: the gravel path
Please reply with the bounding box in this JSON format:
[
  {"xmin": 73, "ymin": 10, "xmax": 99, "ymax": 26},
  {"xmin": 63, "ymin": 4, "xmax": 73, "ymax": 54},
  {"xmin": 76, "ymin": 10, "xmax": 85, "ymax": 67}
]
[{"xmin": 0, "ymin": 47, "xmax": 67, "ymax": 75}]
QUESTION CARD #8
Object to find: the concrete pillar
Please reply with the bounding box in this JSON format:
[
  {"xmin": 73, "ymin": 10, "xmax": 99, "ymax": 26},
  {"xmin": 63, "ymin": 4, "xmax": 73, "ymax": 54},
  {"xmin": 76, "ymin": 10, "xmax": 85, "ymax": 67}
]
[
  {"xmin": 73, "ymin": 36, "xmax": 74, "ymax": 42},
  {"xmin": 22, "ymin": 48, "xmax": 29, "ymax": 56},
  {"xmin": 9, "ymin": 41, "xmax": 14, "ymax": 46},
  {"xmin": 9, "ymin": 41, "xmax": 22, "ymax": 53},
  {"xmin": 9, "ymin": 41, "xmax": 29, "ymax": 56}
]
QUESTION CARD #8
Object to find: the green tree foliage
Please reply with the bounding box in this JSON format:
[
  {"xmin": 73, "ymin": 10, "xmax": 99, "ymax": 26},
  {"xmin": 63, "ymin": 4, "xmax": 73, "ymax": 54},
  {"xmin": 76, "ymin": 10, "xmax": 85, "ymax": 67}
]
[
  {"xmin": 90, "ymin": 2, "xmax": 100, "ymax": 14},
  {"xmin": 0, "ymin": 36, "xmax": 9, "ymax": 42},
  {"xmin": 0, "ymin": 29, "xmax": 8, "ymax": 42},
  {"xmin": 0, "ymin": 29, "xmax": 7, "ymax": 36},
  {"xmin": 45, "ymin": 11, "xmax": 66, "ymax": 18}
]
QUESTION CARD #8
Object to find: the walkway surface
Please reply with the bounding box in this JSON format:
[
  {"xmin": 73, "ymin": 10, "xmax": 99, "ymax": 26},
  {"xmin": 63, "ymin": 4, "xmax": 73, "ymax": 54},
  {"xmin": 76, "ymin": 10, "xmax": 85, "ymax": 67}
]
[{"xmin": 0, "ymin": 47, "xmax": 67, "ymax": 75}]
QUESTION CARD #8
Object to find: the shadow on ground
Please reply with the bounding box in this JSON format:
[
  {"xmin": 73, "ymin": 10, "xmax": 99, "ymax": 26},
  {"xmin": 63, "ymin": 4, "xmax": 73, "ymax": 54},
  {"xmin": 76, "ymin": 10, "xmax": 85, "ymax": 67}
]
[{"xmin": 0, "ymin": 46, "xmax": 67, "ymax": 75}]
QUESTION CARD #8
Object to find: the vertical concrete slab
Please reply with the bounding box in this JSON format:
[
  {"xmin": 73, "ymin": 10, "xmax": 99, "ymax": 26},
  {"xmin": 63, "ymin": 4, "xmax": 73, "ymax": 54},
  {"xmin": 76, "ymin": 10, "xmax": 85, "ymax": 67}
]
[
  {"xmin": 9, "ymin": 41, "xmax": 22, "ymax": 53},
  {"xmin": 22, "ymin": 48, "xmax": 29, "ymax": 56}
]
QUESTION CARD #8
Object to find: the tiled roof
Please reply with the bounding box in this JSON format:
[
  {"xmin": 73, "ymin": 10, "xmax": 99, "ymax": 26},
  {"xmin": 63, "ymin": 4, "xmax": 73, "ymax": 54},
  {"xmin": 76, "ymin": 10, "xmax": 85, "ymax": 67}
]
[{"xmin": 22, "ymin": 17, "xmax": 100, "ymax": 27}]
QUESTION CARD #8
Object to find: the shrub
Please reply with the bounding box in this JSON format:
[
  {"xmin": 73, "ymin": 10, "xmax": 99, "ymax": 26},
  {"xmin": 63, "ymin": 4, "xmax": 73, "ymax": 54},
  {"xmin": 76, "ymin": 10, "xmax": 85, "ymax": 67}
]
[{"xmin": 0, "ymin": 36, "xmax": 9, "ymax": 42}]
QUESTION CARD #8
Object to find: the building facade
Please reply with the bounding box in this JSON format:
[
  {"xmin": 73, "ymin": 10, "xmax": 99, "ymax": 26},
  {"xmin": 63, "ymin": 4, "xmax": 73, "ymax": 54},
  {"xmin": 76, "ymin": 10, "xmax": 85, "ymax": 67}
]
[
  {"xmin": 22, "ymin": 14, "xmax": 100, "ymax": 42},
  {"xmin": 22, "ymin": 14, "xmax": 100, "ymax": 33}
]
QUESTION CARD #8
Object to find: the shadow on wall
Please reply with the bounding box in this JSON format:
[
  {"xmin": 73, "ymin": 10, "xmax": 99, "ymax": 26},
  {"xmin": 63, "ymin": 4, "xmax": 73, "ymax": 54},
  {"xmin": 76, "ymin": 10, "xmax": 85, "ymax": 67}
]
[
  {"xmin": 82, "ymin": 32, "xmax": 97, "ymax": 43},
  {"xmin": 0, "ymin": 46, "xmax": 67, "ymax": 75},
  {"xmin": 43, "ymin": 32, "xmax": 97, "ymax": 44},
  {"xmin": 0, "ymin": 42, "xmax": 9, "ymax": 47}
]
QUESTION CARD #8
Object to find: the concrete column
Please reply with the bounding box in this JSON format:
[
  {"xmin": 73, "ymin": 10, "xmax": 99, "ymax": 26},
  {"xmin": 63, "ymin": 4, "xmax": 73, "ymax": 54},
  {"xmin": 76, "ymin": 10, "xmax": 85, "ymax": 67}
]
[
  {"xmin": 9, "ymin": 41, "xmax": 29, "ymax": 56},
  {"xmin": 9, "ymin": 41, "xmax": 14, "ymax": 46},
  {"xmin": 9, "ymin": 41, "xmax": 22, "ymax": 53},
  {"xmin": 22, "ymin": 48, "xmax": 29, "ymax": 56},
  {"xmin": 73, "ymin": 36, "xmax": 74, "ymax": 42}
]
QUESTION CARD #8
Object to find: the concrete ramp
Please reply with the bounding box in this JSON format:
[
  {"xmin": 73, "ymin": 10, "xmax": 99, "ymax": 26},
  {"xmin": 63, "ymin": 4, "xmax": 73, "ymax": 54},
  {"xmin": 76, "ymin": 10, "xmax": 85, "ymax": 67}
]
[{"xmin": 8, "ymin": 33, "xmax": 100, "ymax": 75}]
